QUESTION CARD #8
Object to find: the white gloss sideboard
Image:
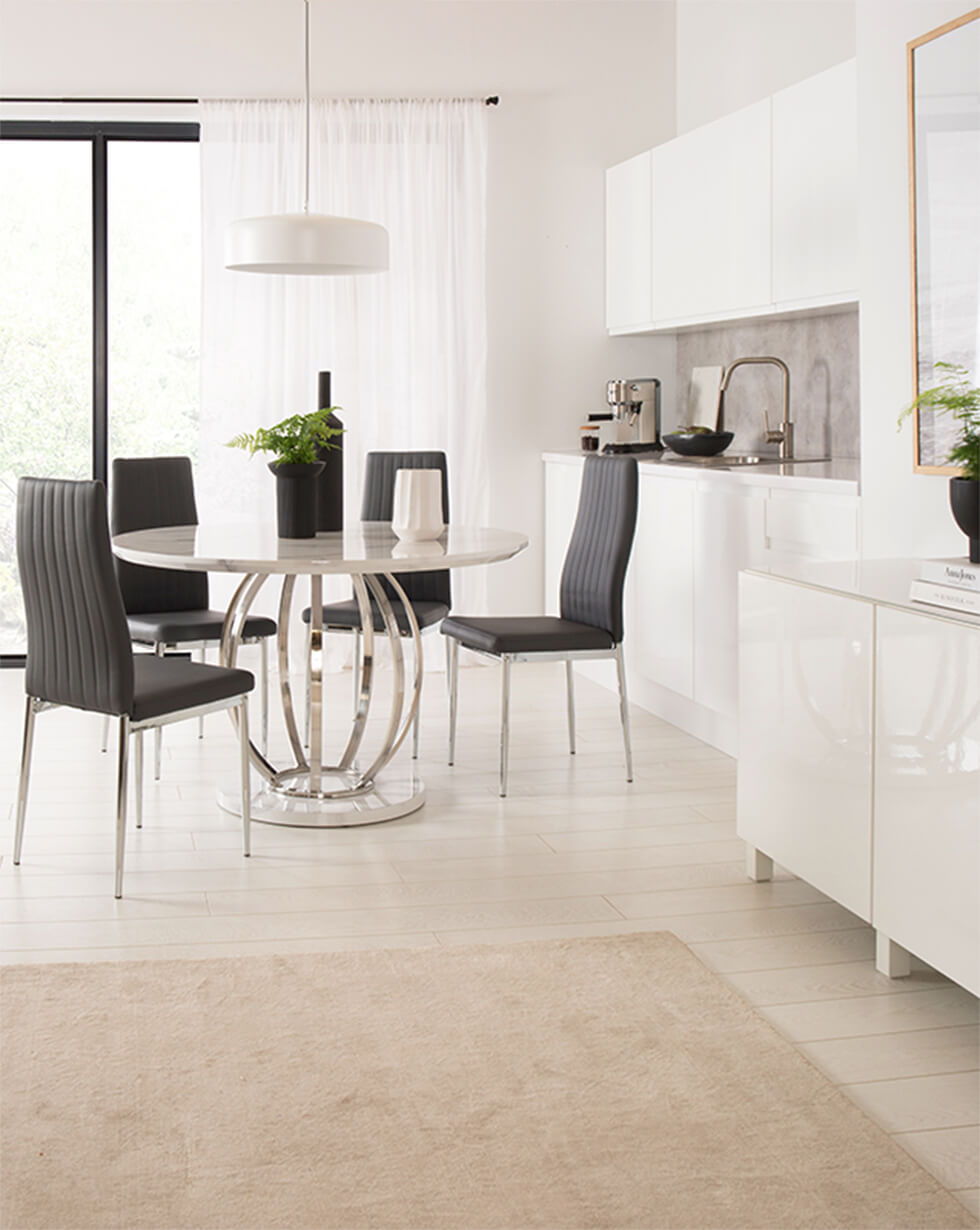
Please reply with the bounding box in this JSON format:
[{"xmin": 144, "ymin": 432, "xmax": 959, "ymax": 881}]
[{"xmin": 737, "ymin": 560, "xmax": 979, "ymax": 995}]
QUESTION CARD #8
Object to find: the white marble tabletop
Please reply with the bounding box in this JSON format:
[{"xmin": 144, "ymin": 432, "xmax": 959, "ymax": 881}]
[{"xmin": 112, "ymin": 522, "xmax": 528, "ymax": 576}]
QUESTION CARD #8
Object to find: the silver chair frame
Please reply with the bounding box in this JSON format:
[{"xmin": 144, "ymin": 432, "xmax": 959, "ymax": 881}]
[
  {"xmin": 15, "ymin": 693, "xmax": 251, "ymax": 899},
  {"xmin": 446, "ymin": 640, "xmax": 633, "ymax": 797},
  {"xmin": 101, "ymin": 635, "xmax": 269, "ymax": 772}
]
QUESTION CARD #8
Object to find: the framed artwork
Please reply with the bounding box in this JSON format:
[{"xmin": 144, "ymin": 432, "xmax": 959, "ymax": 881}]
[{"xmin": 907, "ymin": 9, "xmax": 980, "ymax": 472}]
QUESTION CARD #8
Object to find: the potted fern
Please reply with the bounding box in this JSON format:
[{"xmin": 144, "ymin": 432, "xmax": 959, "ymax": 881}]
[
  {"xmin": 227, "ymin": 407, "xmax": 343, "ymax": 538},
  {"xmin": 900, "ymin": 363, "xmax": 980, "ymax": 562}
]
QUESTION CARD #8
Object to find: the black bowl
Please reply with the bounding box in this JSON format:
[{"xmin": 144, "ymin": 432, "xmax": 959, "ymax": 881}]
[{"xmin": 663, "ymin": 430, "xmax": 734, "ymax": 457}]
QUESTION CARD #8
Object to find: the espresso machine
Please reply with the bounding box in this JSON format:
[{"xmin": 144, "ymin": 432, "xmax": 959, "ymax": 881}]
[{"xmin": 603, "ymin": 378, "xmax": 664, "ymax": 453}]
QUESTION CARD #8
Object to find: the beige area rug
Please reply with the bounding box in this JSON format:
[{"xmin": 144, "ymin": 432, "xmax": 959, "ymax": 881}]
[{"xmin": 1, "ymin": 933, "xmax": 975, "ymax": 1230}]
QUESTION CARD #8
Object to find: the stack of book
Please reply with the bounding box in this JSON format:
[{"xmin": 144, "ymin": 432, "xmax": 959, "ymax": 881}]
[{"xmin": 909, "ymin": 559, "xmax": 980, "ymax": 614}]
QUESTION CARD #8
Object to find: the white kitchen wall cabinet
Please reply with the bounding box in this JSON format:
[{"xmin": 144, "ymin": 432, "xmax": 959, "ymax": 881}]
[
  {"xmin": 650, "ymin": 100, "xmax": 772, "ymax": 324},
  {"xmin": 606, "ymin": 59, "xmax": 858, "ymax": 335},
  {"xmin": 738, "ymin": 561, "xmax": 979, "ymax": 995},
  {"xmin": 605, "ymin": 151, "xmax": 653, "ymax": 332},
  {"xmin": 771, "ymin": 59, "xmax": 858, "ymax": 308}
]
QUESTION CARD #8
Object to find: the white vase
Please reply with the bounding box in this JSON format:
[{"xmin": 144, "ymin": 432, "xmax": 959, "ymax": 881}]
[{"xmin": 391, "ymin": 469, "xmax": 445, "ymax": 542}]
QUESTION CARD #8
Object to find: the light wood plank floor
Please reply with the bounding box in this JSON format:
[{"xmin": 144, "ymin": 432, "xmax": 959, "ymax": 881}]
[{"xmin": 1, "ymin": 660, "xmax": 977, "ymax": 1215}]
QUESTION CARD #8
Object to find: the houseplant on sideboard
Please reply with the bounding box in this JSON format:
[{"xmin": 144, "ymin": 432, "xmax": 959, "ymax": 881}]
[
  {"xmin": 227, "ymin": 407, "xmax": 343, "ymax": 538},
  {"xmin": 900, "ymin": 363, "xmax": 980, "ymax": 562}
]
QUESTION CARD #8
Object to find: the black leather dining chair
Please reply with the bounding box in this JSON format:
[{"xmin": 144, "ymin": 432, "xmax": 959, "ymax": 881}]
[
  {"xmin": 109, "ymin": 456, "xmax": 276, "ymax": 775},
  {"xmin": 440, "ymin": 454, "xmax": 638, "ymax": 796},
  {"xmin": 301, "ymin": 450, "xmax": 451, "ymax": 758},
  {"xmin": 13, "ymin": 478, "xmax": 254, "ymax": 898}
]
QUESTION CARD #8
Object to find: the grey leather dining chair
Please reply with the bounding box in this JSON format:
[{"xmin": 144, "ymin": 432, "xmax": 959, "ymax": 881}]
[
  {"xmin": 440, "ymin": 454, "xmax": 638, "ymax": 796},
  {"xmin": 13, "ymin": 477, "xmax": 254, "ymax": 898},
  {"xmin": 109, "ymin": 456, "xmax": 276, "ymax": 775},
  {"xmin": 301, "ymin": 450, "xmax": 451, "ymax": 758}
]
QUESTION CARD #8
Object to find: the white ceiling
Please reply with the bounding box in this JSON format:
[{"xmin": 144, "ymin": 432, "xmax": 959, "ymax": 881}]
[{"xmin": 0, "ymin": 0, "xmax": 674, "ymax": 100}]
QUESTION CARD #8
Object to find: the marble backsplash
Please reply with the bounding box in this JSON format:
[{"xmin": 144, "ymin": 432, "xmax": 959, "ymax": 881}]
[{"xmin": 671, "ymin": 308, "xmax": 860, "ymax": 459}]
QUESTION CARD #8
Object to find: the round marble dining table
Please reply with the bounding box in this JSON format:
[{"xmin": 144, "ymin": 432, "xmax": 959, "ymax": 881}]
[{"xmin": 112, "ymin": 522, "xmax": 528, "ymax": 826}]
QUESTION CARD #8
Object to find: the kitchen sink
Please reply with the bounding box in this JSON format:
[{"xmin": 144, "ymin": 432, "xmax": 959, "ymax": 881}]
[{"xmin": 661, "ymin": 454, "xmax": 831, "ymax": 468}]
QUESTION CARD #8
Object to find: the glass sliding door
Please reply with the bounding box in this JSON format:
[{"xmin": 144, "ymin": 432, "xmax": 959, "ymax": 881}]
[
  {"xmin": 0, "ymin": 121, "xmax": 199, "ymax": 658},
  {"xmin": 0, "ymin": 140, "xmax": 92, "ymax": 655},
  {"xmin": 108, "ymin": 141, "xmax": 201, "ymax": 463}
]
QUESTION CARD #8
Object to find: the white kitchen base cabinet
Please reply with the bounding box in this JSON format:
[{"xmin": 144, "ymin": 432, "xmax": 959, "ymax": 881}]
[{"xmin": 737, "ymin": 564, "xmax": 980, "ymax": 996}]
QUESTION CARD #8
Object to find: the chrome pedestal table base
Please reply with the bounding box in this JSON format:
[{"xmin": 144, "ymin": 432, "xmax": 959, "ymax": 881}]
[{"xmin": 218, "ymin": 569, "xmax": 425, "ymax": 827}]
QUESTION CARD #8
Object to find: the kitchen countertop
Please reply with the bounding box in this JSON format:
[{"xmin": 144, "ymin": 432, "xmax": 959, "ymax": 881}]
[
  {"xmin": 542, "ymin": 450, "xmax": 860, "ymax": 495},
  {"xmin": 745, "ymin": 557, "xmax": 980, "ymax": 630}
]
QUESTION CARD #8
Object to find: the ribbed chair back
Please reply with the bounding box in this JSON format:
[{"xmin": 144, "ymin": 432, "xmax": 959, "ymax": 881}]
[
  {"xmin": 17, "ymin": 477, "xmax": 135, "ymax": 716},
  {"xmin": 361, "ymin": 451, "xmax": 451, "ymax": 608},
  {"xmin": 559, "ymin": 455, "xmax": 638, "ymax": 643},
  {"xmin": 110, "ymin": 456, "xmax": 208, "ymax": 615}
]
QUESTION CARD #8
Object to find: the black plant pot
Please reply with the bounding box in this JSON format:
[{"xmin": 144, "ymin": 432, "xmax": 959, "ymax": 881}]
[
  {"xmin": 269, "ymin": 461, "xmax": 325, "ymax": 539},
  {"xmin": 949, "ymin": 477, "xmax": 979, "ymax": 564}
]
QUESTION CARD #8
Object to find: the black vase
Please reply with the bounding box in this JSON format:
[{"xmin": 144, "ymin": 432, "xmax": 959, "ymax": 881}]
[
  {"xmin": 269, "ymin": 461, "xmax": 325, "ymax": 539},
  {"xmin": 315, "ymin": 370, "xmax": 344, "ymax": 532},
  {"xmin": 949, "ymin": 478, "xmax": 979, "ymax": 564}
]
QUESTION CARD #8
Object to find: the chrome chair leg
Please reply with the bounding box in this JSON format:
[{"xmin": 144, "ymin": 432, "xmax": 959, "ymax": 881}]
[
  {"xmin": 615, "ymin": 643, "xmax": 633, "ymax": 783},
  {"xmin": 412, "ymin": 624, "xmax": 421, "ymax": 760},
  {"xmin": 197, "ymin": 647, "xmax": 206, "ymax": 739},
  {"xmin": 239, "ymin": 697, "xmax": 252, "ymax": 858},
  {"xmin": 13, "ymin": 696, "xmax": 37, "ymax": 866},
  {"xmin": 260, "ymin": 635, "xmax": 269, "ymax": 756},
  {"xmin": 500, "ymin": 655, "xmax": 512, "ymax": 797},
  {"xmin": 114, "ymin": 715, "xmax": 131, "ymax": 900},
  {"xmin": 565, "ymin": 659, "xmax": 576, "ymax": 755},
  {"xmin": 448, "ymin": 638, "xmax": 459, "ymax": 766},
  {"xmin": 100, "ymin": 714, "xmax": 110, "ymax": 753},
  {"xmin": 134, "ymin": 729, "xmax": 144, "ymax": 829},
  {"xmin": 154, "ymin": 643, "xmax": 165, "ymax": 780}
]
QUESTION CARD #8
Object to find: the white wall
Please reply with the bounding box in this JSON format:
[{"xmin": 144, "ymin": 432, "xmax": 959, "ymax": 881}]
[
  {"xmin": 856, "ymin": 0, "xmax": 967, "ymax": 560},
  {"xmin": 0, "ymin": 0, "xmax": 678, "ymax": 615},
  {"xmin": 675, "ymin": 0, "xmax": 856, "ymax": 133}
]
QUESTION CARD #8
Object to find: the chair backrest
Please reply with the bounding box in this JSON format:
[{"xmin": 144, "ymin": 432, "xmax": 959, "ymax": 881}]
[
  {"xmin": 109, "ymin": 456, "xmax": 208, "ymax": 615},
  {"xmin": 559, "ymin": 455, "xmax": 638, "ymax": 643},
  {"xmin": 17, "ymin": 477, "xmax": 135, "ymax": 716},
  {"xmin": 362, "ymin": 451, "xmax": 451, "ymax": 608}
]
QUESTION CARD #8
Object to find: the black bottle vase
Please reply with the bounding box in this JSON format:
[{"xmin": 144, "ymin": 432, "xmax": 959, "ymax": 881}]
[
  {"xmin": 315, "ymin": 370, "xmax": 344, "ymax": 532},
  {"xmin": 949, "ymin": 477, "xmax": 979, "ymax": 563},
  {"xmin": 269, "ymin": 461, "xmax": 325, "ymax": 539}
]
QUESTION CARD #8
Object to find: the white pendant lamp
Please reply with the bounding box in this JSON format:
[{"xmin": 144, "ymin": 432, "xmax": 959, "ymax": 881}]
[{"xmin": 225, "ymin": 0, "xmax": 389, "ymax": 275}]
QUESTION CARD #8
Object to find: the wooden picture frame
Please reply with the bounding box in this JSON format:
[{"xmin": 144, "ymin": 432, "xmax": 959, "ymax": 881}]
[{"xmin": 907, "ymin": 8, "xmax": 980, "ymax": 474}]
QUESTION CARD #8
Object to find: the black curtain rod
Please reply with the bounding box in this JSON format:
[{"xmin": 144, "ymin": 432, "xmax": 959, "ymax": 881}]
[{"xmin": 3, "ymin": 95, "xmax": 501, "ymax": 105}]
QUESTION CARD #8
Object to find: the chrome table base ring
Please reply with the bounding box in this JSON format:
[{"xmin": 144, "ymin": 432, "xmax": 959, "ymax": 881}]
[
  {"xmin": 217, "ymin": 768, "xmax": 425, "ymax": 828},
  {"xmin": 218, "ymin": 568, "xmax": 425, "ymax": 828}
]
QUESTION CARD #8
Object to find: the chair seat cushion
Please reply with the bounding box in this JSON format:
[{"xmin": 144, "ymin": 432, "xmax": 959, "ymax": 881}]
[
  {"xmin": 131, "ymin": 655, "xmax": 254, "ymax": 722},
  {"xmin": 440, "ymin": 616, "xmax": 614, "ymax": 655},
  {"xmin": 127, "ymin": 609, "xmax": 277, "ymax": 645},
  {"xmin": 300, "ymin": 599, "xmax": 449, "ymax": 635}
]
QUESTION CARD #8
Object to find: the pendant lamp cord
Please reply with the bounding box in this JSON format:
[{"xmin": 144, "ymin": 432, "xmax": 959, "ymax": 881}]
[{"xmin": 303, "ymin": 0, "xmax": 311, "ymax": 214}]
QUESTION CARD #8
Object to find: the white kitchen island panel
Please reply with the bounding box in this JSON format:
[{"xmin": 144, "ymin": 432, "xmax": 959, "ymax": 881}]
[
  {"xmin": 873, "ymin": 605, "xmax": 980, "ymax": 995},
  {"xmin": 737, "ymin": 571, "xmax": 874, "ymax": 921}
]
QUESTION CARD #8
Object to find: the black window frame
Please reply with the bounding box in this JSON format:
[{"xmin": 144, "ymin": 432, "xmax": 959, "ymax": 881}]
[{"xmin": 0, "ymin": 119, "xmax": 200, "ymax": 666}]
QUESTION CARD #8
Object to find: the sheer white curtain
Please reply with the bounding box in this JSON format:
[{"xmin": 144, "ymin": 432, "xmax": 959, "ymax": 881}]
[{"xmin": 198, "ymin": 99, "xmax": 489, "ymax": 655}]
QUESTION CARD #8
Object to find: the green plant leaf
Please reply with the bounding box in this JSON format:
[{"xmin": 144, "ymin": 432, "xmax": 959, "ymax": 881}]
[
  {"xmin": 898, "ymin": 363, "xmax": 980, "ymax": 480},
  {"xmin": 225, "ymin": 406, "xmax": 344, "ymax": 466}
]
